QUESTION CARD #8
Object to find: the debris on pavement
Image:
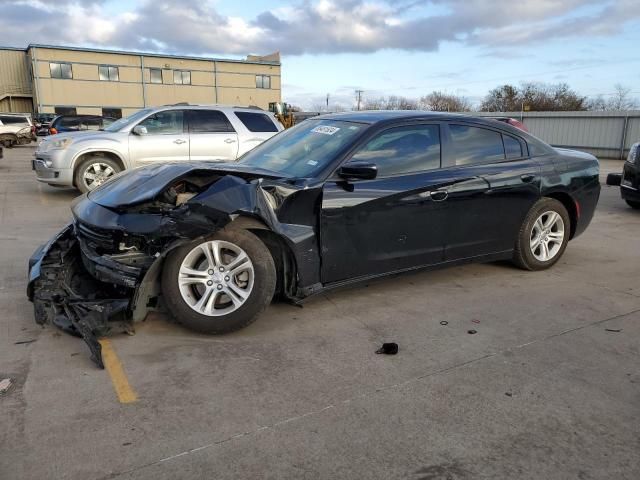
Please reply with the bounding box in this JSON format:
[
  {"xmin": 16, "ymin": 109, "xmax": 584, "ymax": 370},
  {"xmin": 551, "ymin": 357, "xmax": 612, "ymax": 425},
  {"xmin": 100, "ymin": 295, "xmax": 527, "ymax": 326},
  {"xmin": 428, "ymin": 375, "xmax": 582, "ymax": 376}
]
[
  {"xmin": 471, "ymin": 319, "xmax": 480, "ymax": 324},
  {"xmin": 467, "ymin": 329, "xmax": 477, "ymax": 335},
  {"xmin": 605, "ymin": 328, "xmax": 622, "ymax": 332},
  {"xmin": 0, "ymin": 378, "xmax": 13, "ymax": 395},
  {"xmin": 376, "ymin": 342, "xmax": 399, "ymax": 355},
  {"xmin": 439, "ymin": 320, "xmax": 449, "ymax": 326},
  {"xmin": 14, "ymin": 339, "xmax": 36, "ymax": 345}
]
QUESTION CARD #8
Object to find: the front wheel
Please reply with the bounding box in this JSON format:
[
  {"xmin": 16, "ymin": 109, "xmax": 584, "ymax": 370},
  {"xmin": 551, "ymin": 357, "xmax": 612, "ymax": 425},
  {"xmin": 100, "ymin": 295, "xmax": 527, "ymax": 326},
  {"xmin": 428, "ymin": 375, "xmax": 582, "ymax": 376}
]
[
  {"xmin": 625, "ymin": 199, "xmax": 640, "ymax": 210},
  {"xmin": 74, "ymin": 156, "xmax": 121, "ymax": 193},
  {"xmin": 513, "ymin": 198, "xmax": 570, "ymax": 271},
  {"xmin": 161, "ymin": 229, "xmax": 276, "ymax": 334}
]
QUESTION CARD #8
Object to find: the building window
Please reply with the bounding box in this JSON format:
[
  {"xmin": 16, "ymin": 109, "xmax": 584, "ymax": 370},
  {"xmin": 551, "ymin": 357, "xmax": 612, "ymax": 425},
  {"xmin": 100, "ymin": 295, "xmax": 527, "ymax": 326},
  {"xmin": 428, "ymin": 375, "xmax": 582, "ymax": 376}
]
[
  {"xmin": 99, "ymin": 65, "xmax": 120, "ymax": 81},
  {"xmin": 173, "ymin": 70, "xmax": 191, "ymax": 85},
  {"xmin": 149, "ymin": 68, "xmax": 163, "ymax": 84},
  {"xmin": 256, "ymin": 75, "xmax": 271, "ymax": 89},
  {"xmin": 54, "ymin": 106, "xmax": 77, "ymax": 115},
  {"xmin": 50, "ymin": 63, "xmax": 72, "ymax": 79},
  {"xmin": 102, "ymin": 108, "xmax": 122, "ymax": 119}
]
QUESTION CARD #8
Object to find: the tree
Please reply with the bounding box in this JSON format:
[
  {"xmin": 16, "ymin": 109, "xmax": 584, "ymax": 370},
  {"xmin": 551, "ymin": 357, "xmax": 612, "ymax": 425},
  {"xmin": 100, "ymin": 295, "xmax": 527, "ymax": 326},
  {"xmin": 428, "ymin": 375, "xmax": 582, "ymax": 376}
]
[
  {"xmin": 481, "ymin": 82, "xmax": 586, "ymax": 112},
  {"xmin": 419, "ymin": 91, "xmax": 472, "ymax": 112},
  {"xmin": 363, "ymin": 95, "xmax": 417, "ymax": 110},
  {"xmin": 480, "ymin": 84, "xmax": 520, "ymax": 112},
  {"xmin": 605, "ymin": 84, "xmax": 637, "ymax": 110}
]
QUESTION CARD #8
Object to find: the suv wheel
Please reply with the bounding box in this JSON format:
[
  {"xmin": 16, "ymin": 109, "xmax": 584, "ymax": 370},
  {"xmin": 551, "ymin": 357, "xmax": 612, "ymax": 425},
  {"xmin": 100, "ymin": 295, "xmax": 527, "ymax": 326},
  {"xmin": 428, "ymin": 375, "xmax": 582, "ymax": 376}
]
[
  {"xmin": 625, "ymin": 200, "xmax": 640, "ymax": 210},
  {"xmin": 161, "ymin": 229, "xmax": 276, "ymax": 334},
  {"xmin": 74, "ymin": 156, "xmax": 121, "ymax": 193},
  {"xmin": 513, "ymin": 198, "xmax": 570, "ymax": 271}
]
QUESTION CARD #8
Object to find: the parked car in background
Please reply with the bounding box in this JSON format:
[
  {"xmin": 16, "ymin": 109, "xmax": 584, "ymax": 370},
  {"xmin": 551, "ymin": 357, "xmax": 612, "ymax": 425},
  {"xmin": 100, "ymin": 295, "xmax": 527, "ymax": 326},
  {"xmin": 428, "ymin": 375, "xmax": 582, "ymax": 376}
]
[
  {"xmin": 34, "ymin": 113, "xmax": 56, "ymax": 136},
  {"xmin": 606, "ymin": 142, "xmax": 640, "ymax": 209},
  {"xmin": 33, "ymin": 105, "xmax": 284, "ymax": 193},
  {"xmin": 28, "ymin": 111, "xmax": 600, "ymax": 366},
  {"xmin": 0, "ymin": 113, "xmax": 35, "ymax": 147},
  {"xmin": 48, "ymin": 115, "xmax": 116, "ymax": 135},
  {"xmin": 489, "ymin": 117, "xmax": 528, "ymax": 132}
]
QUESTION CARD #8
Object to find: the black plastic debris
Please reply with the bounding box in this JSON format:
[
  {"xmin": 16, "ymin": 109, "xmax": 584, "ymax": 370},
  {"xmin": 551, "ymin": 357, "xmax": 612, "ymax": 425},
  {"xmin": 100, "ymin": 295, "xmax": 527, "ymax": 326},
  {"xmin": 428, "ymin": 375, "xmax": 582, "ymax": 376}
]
[
  {"xmin": 467, "ymin": 329, "xmax": 477, "ymax": 335},
  {"xmin": 439, "ymin": 320, "xmax": 449, "ymax": 326},
  {"xmin": 376, "ymin": 342, "xmax": 399, "ymax": 355},
  {"xmin": 605, "ymin": 328, "xmax": 622, "ymax": 333}
]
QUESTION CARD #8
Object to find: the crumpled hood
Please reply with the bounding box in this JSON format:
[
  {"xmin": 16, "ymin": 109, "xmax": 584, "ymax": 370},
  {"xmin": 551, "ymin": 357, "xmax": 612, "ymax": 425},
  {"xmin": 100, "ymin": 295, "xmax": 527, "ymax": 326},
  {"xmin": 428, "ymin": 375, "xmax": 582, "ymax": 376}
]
[{"xmin": 88, "ymin": 162, "xmax": 288, "ymax": 209}]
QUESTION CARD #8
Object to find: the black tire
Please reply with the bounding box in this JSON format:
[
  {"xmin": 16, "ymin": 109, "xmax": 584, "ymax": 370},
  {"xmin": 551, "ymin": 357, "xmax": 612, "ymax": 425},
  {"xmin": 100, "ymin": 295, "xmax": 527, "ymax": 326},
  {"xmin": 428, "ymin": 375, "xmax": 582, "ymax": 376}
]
[
  {"xmin": 625, "ymin": 200, "xmax": 640, "ymax": 210},
  {"xmin": 74, "ymin": 155, "xmax": 121, "ymax": 194},
  {"xmin": 161, "ymin": 228, "xmax": 276, "ymax": 334},
  {"xmin": 513, "ymin": 198, "xmax": 570, "ymax": 271}
]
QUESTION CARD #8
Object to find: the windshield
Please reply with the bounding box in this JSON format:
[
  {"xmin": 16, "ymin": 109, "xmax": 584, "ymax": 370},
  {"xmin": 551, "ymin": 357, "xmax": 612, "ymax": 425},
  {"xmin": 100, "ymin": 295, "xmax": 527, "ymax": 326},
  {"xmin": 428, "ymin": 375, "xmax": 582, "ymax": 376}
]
[
  {"xmin": 103, "ymin": 108, "xmax": 153, "ymax": 132},
  {"xmin": 238, "ymin": 119, "xmax": 366, "ymax": 177}
]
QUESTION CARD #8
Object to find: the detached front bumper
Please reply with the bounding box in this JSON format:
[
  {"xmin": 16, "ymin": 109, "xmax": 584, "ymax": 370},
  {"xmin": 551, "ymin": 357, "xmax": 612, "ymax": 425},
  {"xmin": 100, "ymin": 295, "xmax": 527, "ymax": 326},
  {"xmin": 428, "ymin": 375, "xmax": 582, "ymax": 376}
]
[{"xmin": 27, "ymin": 224, "xmax": 146, "ymax": 368}]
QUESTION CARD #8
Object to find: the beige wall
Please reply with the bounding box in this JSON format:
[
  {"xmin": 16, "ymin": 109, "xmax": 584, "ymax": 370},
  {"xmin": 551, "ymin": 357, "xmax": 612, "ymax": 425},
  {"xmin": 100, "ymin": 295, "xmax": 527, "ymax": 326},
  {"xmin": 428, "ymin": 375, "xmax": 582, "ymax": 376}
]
[
  {"xmin": 26, "ymin": 46, "xmax": 281, "ymax": 115},
  {"xmin": 0, "ymin": 49, "xmax": 33, "ymax": 112}
]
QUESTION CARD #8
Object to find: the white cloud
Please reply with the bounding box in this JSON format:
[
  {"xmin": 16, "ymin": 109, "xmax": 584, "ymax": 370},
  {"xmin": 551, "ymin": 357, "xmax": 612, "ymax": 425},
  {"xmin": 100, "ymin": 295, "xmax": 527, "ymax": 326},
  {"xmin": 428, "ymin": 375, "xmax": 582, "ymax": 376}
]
[{"xmin": 0, "ymin": 0, "xmax": 637, "ymax": 57}]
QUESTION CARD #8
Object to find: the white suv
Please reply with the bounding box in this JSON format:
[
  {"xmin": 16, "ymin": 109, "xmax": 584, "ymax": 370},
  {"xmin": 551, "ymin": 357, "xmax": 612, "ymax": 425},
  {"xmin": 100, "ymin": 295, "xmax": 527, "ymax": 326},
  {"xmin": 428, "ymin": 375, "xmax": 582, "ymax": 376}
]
[
  {"xmin": 33, "ymin": 105, "xmax": 284, "ymax": 193},
  {"xmin": 0, "ymin": 113, "xmax": 35, "ymax": 148}
]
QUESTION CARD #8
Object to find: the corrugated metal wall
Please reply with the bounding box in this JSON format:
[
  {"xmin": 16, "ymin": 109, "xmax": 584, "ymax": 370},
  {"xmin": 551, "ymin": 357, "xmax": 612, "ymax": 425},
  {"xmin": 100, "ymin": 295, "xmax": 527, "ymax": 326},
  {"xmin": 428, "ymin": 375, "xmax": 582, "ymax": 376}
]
[
  {"xmin": 0, "ymin": 48, "xmax": 33, "ymax": 113},
  {"xmin": 475, "ymin": 111, "xmax": 640, "ymax": 159}
]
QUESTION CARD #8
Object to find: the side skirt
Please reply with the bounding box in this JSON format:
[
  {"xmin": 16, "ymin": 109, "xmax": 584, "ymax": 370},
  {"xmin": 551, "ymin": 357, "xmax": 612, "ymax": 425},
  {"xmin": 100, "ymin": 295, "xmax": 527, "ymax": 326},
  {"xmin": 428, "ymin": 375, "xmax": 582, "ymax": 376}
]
[{"xmin": 295, "ymin": 250, "xmax": 513, "ymax": 303}]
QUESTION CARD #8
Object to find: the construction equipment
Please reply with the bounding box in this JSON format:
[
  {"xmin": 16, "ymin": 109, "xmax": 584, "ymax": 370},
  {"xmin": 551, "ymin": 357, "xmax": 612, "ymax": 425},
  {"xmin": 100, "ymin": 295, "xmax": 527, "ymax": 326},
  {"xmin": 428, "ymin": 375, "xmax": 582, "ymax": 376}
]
[{"xmin": 269, "ymin": 102, "xmax": 295, "ymax": 129}]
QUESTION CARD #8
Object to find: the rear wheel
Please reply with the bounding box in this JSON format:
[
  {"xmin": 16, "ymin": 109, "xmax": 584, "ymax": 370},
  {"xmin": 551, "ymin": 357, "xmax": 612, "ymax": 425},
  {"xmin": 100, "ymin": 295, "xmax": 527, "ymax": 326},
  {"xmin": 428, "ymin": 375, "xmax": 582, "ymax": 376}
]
[
  {"xmin": 161, "ymin": 229, "xmax": 276, "ymax": 334},
  {"xmin": 513, "ymin": 198, "xmax": 570, "ymax": 271},
  {"xmin": 74, "ymin": 155, "xmax": 121, "ymax": 193},
  {"xmin": 625, "ymin": 200, "xmax": 640, "ymax": 209}
]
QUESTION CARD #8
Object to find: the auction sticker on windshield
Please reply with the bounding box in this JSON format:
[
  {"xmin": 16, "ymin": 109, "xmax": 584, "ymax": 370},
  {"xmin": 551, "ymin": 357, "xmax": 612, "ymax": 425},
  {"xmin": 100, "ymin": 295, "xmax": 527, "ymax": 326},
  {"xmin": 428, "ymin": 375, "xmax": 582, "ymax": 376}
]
[{"xmin": 311, "ymin": 125, "xmax": 340, "ymax": 135}]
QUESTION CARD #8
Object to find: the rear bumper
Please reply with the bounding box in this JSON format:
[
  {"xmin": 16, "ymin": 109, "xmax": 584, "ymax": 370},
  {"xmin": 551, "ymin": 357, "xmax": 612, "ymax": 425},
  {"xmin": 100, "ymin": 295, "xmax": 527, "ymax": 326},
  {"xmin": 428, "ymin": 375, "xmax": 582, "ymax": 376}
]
[{"xmin": 606, "ymin": 163, "xmax": 640, "ymax": 202}]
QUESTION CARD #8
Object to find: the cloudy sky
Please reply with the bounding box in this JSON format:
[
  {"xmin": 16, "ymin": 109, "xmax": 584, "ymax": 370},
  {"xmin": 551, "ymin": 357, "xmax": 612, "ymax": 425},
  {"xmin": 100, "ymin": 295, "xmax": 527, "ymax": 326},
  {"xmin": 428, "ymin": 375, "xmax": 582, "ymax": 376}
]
[{"xmin": 1, "ymin": 0, "xmax": 639, "ymax": 109}]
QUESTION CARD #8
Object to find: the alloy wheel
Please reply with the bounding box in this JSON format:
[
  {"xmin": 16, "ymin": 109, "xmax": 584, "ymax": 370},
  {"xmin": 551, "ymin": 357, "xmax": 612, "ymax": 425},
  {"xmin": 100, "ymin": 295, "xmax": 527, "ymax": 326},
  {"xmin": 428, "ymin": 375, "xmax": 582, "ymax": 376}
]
[
  {"xmin": 529, "ymin": 210, "xmax": 565, "ymax": 262},
  {"xmin": 83, "ymin": 162, "xmax": 115, "ymax": 190},
  {"xmin": 178, "ymin": 240, "xmax": 255, "ymax": 316}
]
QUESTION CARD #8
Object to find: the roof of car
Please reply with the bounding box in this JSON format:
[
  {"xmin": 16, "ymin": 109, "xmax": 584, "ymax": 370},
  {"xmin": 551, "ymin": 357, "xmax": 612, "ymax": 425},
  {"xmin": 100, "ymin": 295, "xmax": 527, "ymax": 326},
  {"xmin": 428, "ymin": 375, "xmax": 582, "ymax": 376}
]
[
  {"xmin": 153, "ymin": 104, "xmax": 268, "ymax": 113},
  {"xmin": 316, "ymin": 110, "xmax": 496, "ymax": 124}
]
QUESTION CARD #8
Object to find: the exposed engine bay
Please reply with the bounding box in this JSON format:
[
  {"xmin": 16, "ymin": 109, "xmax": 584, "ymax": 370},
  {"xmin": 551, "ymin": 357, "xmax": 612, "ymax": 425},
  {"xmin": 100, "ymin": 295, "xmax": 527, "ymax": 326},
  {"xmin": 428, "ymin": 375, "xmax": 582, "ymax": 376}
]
[{"xmin": 28, "ymin": 162, "xmax": 320, "ymax": 368}]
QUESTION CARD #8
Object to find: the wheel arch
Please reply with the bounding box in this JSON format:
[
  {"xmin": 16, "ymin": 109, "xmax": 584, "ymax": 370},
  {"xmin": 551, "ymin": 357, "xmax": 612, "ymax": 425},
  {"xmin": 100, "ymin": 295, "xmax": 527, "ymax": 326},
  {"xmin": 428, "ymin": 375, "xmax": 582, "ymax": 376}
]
[
  {"xmin": 544, "ymin": 191, "xmax": 578, "ymax": 239},
  {"xmin": 225, "ymin": 216, "xmax": 299, "ymax": 299},
  {"xmin": 72, "ymin": 150, "xmax": 126, "ymax": 172}
]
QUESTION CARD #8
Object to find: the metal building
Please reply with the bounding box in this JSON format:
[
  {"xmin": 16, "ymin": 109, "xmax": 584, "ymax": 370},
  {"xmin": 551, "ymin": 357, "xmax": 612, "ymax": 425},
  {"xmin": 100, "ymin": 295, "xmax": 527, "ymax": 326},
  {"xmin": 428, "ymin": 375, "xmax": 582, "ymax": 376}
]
[{"xmin": 0, "ymin": 44, "xmax": 281, "ymax": 117}]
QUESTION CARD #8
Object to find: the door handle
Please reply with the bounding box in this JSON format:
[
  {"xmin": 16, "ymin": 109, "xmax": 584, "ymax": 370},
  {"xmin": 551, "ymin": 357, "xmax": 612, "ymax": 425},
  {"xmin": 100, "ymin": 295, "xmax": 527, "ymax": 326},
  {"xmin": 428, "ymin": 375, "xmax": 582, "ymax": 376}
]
[
  {"xmin": 173, "ymin": 139, "xmax": 187, "ymax": 145},
  {"xmin": 430, "ymin": 190, "xmax": 448, "ymax": 202},
  {"xmin": 224, "ymin": 138, "xmax": 237, "ymax": 144},
  {"xmin": 520, "ymin": 174, "xmax": 536, "ymax": 183}
]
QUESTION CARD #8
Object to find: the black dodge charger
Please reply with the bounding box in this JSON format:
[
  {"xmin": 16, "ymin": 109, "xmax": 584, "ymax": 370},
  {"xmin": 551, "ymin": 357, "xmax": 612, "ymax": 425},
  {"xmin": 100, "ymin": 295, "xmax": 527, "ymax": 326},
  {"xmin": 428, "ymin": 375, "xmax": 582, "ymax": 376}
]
[{"xmin": 28, "ymin": 112, "xmax": 600, "ymax": 366}]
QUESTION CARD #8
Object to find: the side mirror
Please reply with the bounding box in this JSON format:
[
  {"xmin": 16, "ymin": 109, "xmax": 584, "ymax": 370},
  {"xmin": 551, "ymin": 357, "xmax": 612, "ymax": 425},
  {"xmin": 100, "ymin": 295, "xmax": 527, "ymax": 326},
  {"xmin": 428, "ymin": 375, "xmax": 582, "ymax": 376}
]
[
  {"xmin": 132, "ymin": 125, "xmax": 148, "ymax": 135},
  {"xmin": 338, "ymin": 161, "xmax": 378, "ymax": 180}
]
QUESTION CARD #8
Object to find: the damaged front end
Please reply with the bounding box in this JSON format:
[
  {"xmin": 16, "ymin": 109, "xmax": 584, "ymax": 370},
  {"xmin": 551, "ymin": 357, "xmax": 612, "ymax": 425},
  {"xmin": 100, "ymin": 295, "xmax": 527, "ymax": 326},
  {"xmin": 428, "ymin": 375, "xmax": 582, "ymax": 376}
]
[
  {"xmin": 27, "ymin": 225, "xmax": 133, "ymax": 368},
  {"xmin": 28, "ymin": 162, "xmax": 319, "ymax": 368}
]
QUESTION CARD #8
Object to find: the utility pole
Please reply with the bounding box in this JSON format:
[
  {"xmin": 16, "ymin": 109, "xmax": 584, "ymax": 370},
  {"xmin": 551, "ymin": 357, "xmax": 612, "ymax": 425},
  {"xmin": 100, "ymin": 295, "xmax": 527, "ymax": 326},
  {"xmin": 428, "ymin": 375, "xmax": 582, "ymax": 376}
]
[
  {"xmin": 355, "ymin": 89, "xmax": 364, "ymax": 111},
  {"xmin": 326, "ymin": 93, "xmax": 330, "ymax": 111}
]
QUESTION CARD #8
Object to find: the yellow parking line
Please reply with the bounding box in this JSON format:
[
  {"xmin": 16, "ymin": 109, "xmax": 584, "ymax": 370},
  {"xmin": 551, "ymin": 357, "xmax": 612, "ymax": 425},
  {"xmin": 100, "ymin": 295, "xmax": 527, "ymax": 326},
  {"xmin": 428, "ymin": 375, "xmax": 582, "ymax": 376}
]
[{"xmin": 99, "ymin": 339, "xmax": 138, "ymax": 404}]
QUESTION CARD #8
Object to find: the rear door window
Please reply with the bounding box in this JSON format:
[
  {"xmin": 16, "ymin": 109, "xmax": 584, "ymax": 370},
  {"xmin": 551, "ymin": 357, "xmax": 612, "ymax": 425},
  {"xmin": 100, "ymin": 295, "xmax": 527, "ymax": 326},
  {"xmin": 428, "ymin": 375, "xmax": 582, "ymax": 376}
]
[
  {"xmin": 503, "ymin": 135, "xmax": 523, "ymax": 159},
  {"xmin": 450, "ymin": 124, "xmax": 505, "ymax": 166},
  {"xmin": 234, "ymin": 112, "xmax": 278, "ymax": 132},
  {"xmin": 351, "ymin": 124, "xmax": 441, "ymax": 177},
  {"xmin": 187, "ymin": 110, "xmax": 235, "ymax": 133}
]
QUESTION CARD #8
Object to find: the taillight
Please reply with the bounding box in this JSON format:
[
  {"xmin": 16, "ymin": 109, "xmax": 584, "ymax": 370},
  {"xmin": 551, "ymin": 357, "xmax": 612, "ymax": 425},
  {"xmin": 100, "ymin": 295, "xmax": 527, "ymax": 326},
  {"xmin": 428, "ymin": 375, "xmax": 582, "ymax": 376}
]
[{"xmin": 49, "ymin": 127, "xmax": 57, "ymax": 135}]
